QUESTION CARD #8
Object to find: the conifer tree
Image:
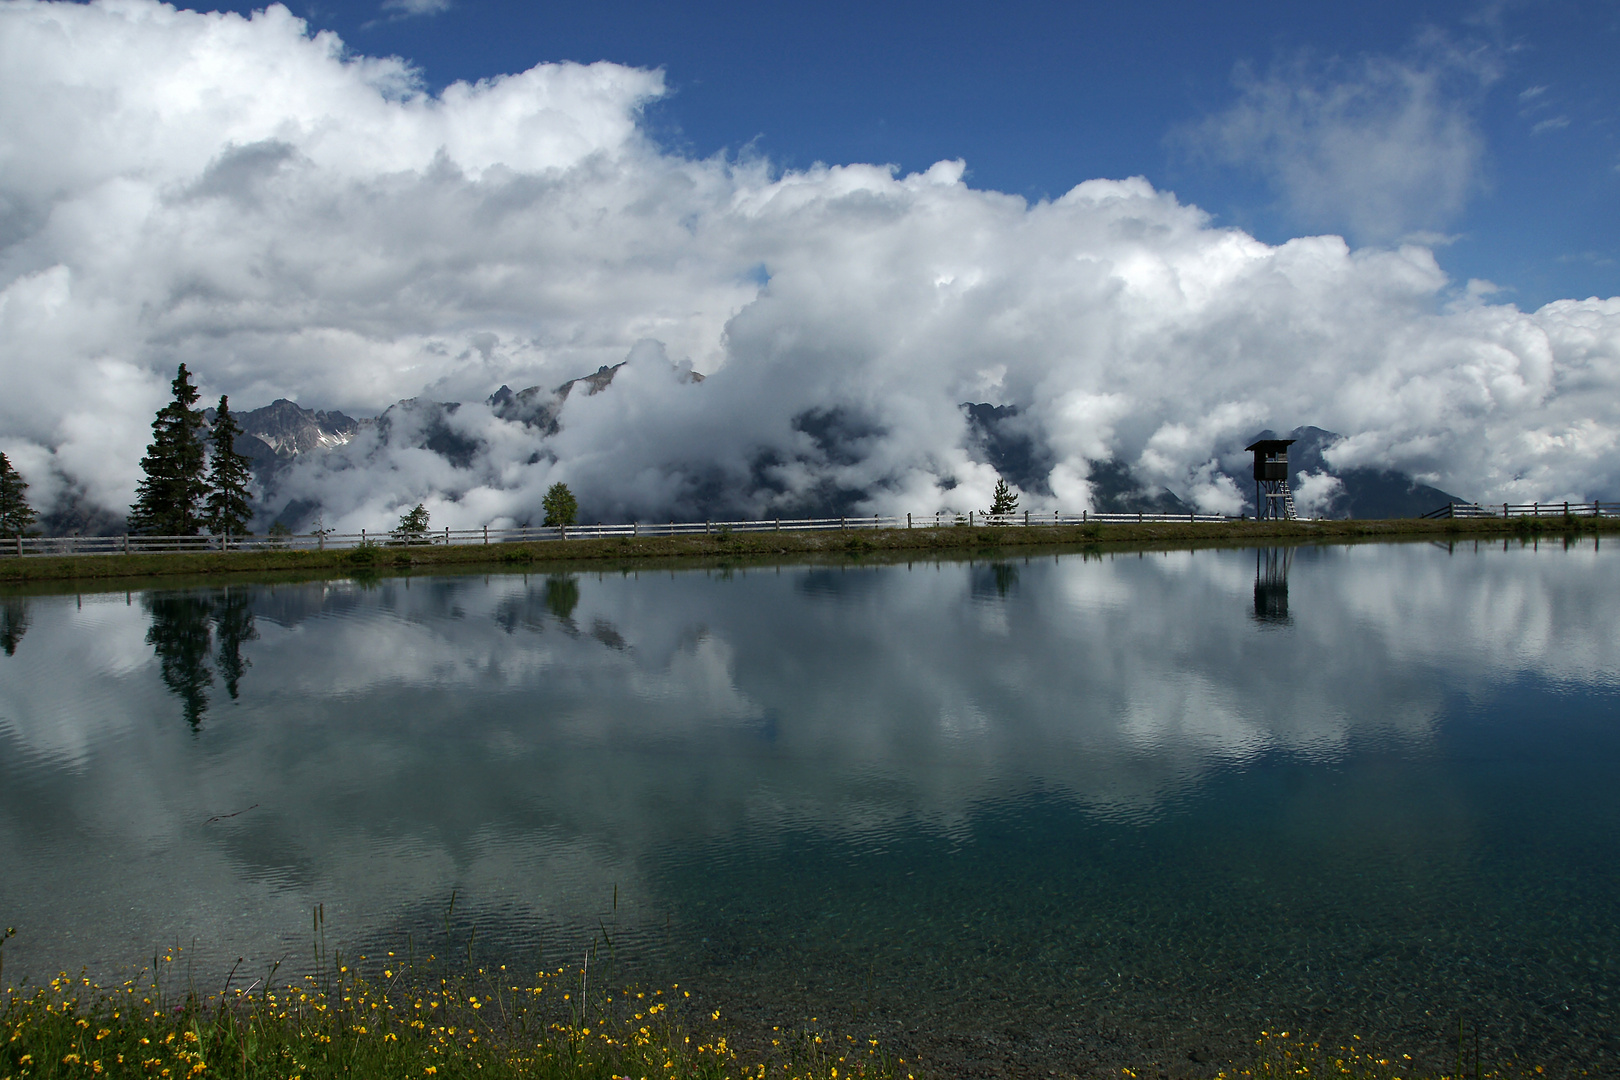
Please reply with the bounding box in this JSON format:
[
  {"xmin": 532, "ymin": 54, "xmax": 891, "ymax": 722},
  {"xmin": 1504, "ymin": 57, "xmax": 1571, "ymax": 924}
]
[
  {"xmin": 391, "ymin": 503, "xmax": 431, "ymax": 545},
  {"xmin": 0, "ymin": 452, "xmax": 37, "ymax": 538},
  {"xmin": 988, "ymin": 477, "xmax": 1019, "ymax": 517},
  {"xmin": 129, "ymin": 364, "xmax": 207, "ymax": 535},
  {"xmin": 204, "ymin": 395, "xmax": 255, "ymax": 537}
]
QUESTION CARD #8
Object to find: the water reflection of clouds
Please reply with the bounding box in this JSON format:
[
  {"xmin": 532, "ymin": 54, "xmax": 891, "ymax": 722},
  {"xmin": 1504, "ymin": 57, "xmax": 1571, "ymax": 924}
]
[{"xmin": 0, "ymin": 540, "xmax": 1616, "ymax": 984}]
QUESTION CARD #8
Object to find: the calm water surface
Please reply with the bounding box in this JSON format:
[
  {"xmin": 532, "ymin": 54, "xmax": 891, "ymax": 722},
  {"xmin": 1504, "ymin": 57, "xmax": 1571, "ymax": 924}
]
[{"xmin": 2, "ymin": 539, "xmax": 1618, "ymax": 1077}]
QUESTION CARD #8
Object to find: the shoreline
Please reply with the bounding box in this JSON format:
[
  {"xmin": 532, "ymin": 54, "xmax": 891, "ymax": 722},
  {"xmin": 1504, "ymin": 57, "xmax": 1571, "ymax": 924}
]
[{"xmin": 2, "ymin": 514, "xmax": 1614, "ymax": 587}]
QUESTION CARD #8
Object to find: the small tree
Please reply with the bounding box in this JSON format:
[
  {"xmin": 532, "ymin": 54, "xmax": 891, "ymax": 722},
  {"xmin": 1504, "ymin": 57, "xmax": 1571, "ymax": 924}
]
[
  {"xmin": 988, "ymin": 478, "xmax": 1018, "ymax": 518},
  {"xmin": 204, "ymin": 395, "xmax": 255, "ymax": 537},
  {"xmin": 542, "ymin": 482, "xmax": 578, "ymax": 527},
  {"xmin": 129, "ymin": 364, "xmax": 207, "ymax": 535},
  {"xmin": 391, "ymin": 503, "xmax": 431, "ymax": 545},
  {"xmin": 0, "ymin": 452, "xmax": 38, "ymax": 538}
]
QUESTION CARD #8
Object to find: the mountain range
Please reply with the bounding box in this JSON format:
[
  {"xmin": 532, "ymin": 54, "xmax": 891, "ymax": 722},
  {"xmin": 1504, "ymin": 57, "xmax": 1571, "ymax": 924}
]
[{"xmin": 40, "ymin": 365, "xmax": 1461, "ymax": 535}]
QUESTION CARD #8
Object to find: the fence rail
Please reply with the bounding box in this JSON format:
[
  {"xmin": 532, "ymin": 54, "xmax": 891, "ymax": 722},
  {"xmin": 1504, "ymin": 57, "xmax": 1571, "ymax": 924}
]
[
  {"xmin": 1421, "ymin": 500, "xmax": 1615, "ymax": 520},
  {"xmin": 2, "ymin": 508, "xmax": 1237, "ymax": 558}
]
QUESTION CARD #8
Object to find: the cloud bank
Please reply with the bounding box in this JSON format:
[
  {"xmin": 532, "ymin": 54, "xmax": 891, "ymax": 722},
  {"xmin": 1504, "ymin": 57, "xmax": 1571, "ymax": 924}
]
[{"xmin": 1, "ymin": 0, "xmax": 1618, "ymax": 531}]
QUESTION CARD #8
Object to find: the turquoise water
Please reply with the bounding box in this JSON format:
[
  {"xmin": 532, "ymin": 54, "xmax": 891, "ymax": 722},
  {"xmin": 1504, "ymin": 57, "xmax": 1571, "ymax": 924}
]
[{"xmin": 2, "ymin": 539, "xmax": 1617, "ymax": 1076}]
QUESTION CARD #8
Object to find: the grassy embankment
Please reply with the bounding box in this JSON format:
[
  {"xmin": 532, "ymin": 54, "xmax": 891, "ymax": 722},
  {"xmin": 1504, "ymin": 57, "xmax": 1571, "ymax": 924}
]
[
  {"xmin": 0, "ymin": 948, "xmax": 1517, "ymax": 1080},
  {"xmin": 0, "ymin": 940, "xmax": 892, "ymax": 1080},
  {"xmin": 3, "ymin": 514, "xmax": 1615, "ymax": 586}
]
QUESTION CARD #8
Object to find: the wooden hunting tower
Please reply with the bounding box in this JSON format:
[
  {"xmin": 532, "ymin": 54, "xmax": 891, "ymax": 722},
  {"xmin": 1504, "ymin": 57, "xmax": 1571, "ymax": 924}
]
[{"xmin": 1246, "ymin": 438, "xmax": 1297, "ymax": 521}]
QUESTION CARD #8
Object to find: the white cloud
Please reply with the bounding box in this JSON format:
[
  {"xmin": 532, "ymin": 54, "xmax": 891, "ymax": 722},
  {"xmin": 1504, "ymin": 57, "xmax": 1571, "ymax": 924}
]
[
  {"xmin": 1179, "ymin": 36, "xmax": 1497, "ymax": 242},
  {"xmin": 1530, "ymin": 115, "xmax": 1570, "ymax": 135},
  {"xmin": 0, "ymin": 0, "xmax": 1617, "ymax": 531},
  {"xmin": 380, "ymin": 0, "xmax": 449, "ymax": 17}
]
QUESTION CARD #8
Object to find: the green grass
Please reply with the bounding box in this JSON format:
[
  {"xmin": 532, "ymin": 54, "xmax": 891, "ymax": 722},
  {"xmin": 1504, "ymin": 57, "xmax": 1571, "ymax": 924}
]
[
  {"xmin": 4, "ymin": 516, "xmax": 1617, "ymax": 586},
  {"xmin": 2, "ymin": 970, "xmax": 1549, "ymax": 1080},
  {"xmin": 2, "ymin": 956, "xmax": 899, "ymax": 1080}
]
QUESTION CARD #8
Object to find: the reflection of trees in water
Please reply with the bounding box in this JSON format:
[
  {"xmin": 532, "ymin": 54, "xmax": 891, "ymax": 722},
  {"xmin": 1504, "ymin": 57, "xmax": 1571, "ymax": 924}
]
[
  {"xmin": 971, "ymin": 561, "xmax": 1021, "ymax": 599},
  {"xmin": 1, "ymin": 598, "xmax": 28, "ymax": 655},
  {"xmin": 145, "ymin": 594, "xmax": 214, "ymax": 729},
  {"xmin": 213, "ymin": 588, "xmax": 258, "ymax": 700},
  {"xmin": 545, "ymin": 575, "xmax": 580, "ymax": 622},
  {"xmin": 1252, "ymin": 547, "xmax": 1294, "ymax": 625},
  {"xmin": 143, "ymin": 588, "xmax": 258, "ymax": 727}
]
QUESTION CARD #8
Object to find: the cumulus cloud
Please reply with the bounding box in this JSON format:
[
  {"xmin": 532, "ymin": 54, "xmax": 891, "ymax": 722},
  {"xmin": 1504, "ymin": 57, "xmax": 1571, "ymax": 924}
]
[
  {"xmin": 0, "ymin": 0, "xmax": 1618, "ymax": 532},
  {"xmin": 1179, "ymin": 35, "xmax": 1497, "ymax": 242}
]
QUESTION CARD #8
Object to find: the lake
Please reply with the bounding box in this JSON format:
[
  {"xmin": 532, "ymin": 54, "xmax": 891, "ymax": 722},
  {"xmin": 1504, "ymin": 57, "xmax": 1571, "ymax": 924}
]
[{"xmin": 2, "ymin": 538, "xmax": 1617, "ymax": 1077}]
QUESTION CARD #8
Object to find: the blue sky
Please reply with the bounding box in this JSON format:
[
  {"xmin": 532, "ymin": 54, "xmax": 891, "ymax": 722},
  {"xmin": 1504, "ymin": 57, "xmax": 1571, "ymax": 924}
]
[{"xmin": 238, "ymin": 0, "xmax": 1619, "ymax": 307}]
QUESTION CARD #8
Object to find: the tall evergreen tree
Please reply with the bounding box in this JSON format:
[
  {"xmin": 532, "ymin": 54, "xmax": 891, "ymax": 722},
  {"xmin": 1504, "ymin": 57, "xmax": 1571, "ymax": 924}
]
[
  {"xmin": 988, "ymin": 477, "xmax": 1019, "ymax": 517},
  {"xmin": 0, "ymin": 452, "xmax": 37, "ymax": 538},
  {"xmin": 204, "ymin": 395, "xmax": 255, "ymax": 536},
  {"xmin": 129, "ymin": 364, "xmax": 208, "ymax": 535}
]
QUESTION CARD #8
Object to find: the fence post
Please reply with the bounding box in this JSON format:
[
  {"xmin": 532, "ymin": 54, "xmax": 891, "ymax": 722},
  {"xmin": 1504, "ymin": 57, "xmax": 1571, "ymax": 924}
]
[
  {"xmin": 969, "ymin": 511, "xmax": 974, "ymax": 527},
  {"xmin": 484, "ymin": 525, "xmax": 489, "ymax": 544},
  {"xmin": 840, "ymin": 516, "xmax": 845, "ymax": 530},
  {"xmin": 1564, "ymin": 501, "xmax": 1570, "ymax": 516},
  {"xmin": 561, "ymin": 524, "xmax": 567, "ymax": 541},
  {"xmin": 122, "ymin": 534, "xmax": 129, "ymax": 554},
  {"xmin": 1024, "ymin": 509, "xmax": 1029, "ymax": 527},
  {"xmin": 361, "ymin": 528, "xmax": 366, "ymax": 545},
  {"xmin": 907, "ymin": 513, "xmax": 912, "ymax": 529},
  {"xmin": 445, "ymin": 525, "xmax": 450, "ymax": 546},
  {"xmin": 15, "ymin": 535, "xmax": 20, "ymax": 557},
  {"xmin": 874, "ymin": 514, "xmax": 879, "ymax": 530},
  {"xmin": 318, "ymin": 531, "xmax": 325, "ymax": 551},
  {"xmin": 1082, "ymin": 510, "xmax": 1086, "ymax": 523}
]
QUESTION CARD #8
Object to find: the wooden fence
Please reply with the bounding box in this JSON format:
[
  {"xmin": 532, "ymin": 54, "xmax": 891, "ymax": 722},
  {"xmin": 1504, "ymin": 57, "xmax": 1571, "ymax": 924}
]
[
  {"xmin": 2, "ymin": 508, "xmax": 1235, "ymax": 558},
  {"xmin": 1421, "ymin": 500, "xmax": 1615, "ymax": 520}
]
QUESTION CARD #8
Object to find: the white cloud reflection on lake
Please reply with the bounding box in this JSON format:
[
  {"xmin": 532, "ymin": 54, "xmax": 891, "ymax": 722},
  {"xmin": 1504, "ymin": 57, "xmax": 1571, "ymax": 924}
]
[{"xmin": 0, "ymin": 538, "xmax": 1614, "ymax": 984}]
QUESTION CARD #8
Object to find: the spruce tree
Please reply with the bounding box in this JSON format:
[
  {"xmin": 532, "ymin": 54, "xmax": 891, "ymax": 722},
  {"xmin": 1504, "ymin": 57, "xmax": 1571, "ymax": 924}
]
[
  {"xmin": 204, "ymin": 395, "xmax": 255, "ymax": 537},
  {"xmin": 129, "ymin": 364, "xmax": 207, "ymax": 535},
  {"xmin": 988, "ymin": 477, "xmax": 1019, "ymax": 517},
  {"xmin": 0, "ymin": 452, "xmax": 37, "ymax": 538}
]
